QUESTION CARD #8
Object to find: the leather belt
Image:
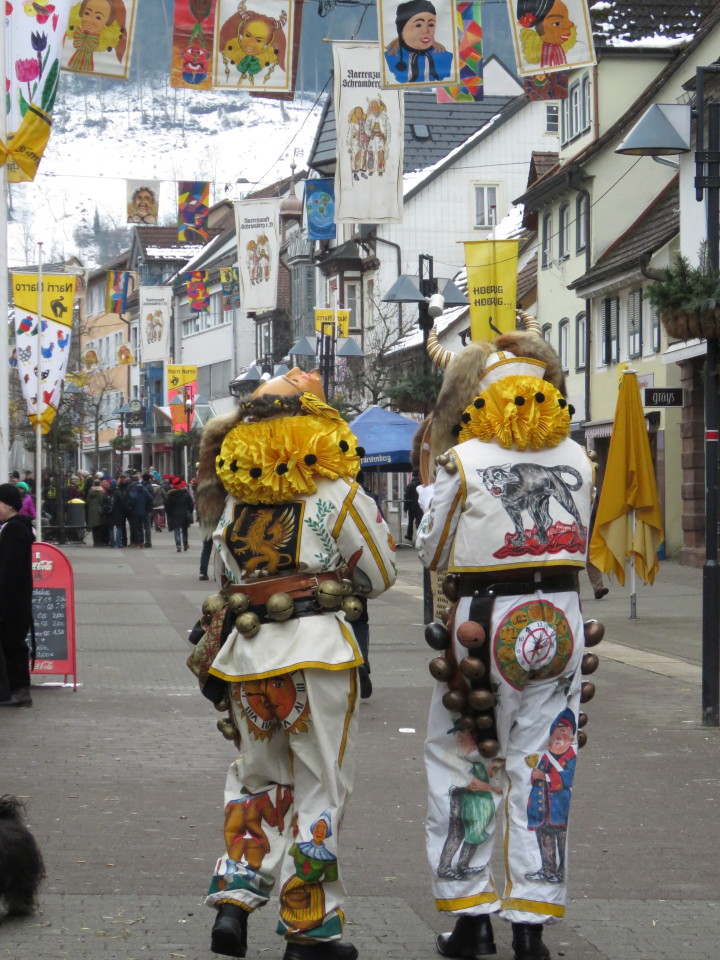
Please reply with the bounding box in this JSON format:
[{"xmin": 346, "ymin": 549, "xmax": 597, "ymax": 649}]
[
  {"xmin": 454, "ymin": 570, "xmax": 579, "ymax": 598},
  {"xmin": 249, "ymin": 596, "xmax": 322, "ymax": 625},
  {"xmin": 222, "ymin": 571, "xmax": 342, "ymax": 606}
]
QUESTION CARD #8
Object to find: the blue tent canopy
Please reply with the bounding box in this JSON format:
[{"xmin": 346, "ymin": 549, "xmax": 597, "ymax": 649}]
[{"xmin": 349, "ymin": 406, "xmax": 419, "ymax": 471}]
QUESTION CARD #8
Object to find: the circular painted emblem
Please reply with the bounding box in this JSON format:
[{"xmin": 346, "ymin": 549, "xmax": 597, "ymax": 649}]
[
  {"xmin": 494, "ymin": 601, "xmax": 574, "ymax": 690},
  {"xmin": 234, "ymin": 671, "xmax": 310, "ymax": 741}
]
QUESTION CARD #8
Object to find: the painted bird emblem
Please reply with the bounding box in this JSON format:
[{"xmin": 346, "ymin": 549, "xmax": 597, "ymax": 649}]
[
  {"xmin": 17, "ymin": 316, "xmax": 35, "ymax": 335},
  {"xmin": 229, "ymin": 507, "xmax": 296, "ymax": 575},
  {"xmin": 57, "ymin": 330, "xmax": 70, "ymax": 350},
  {"xmin": 18, "ymin": 347, "xmax": 32, "ymax": 363},
  {"xmin": 41, "ymin": 342, "xmax": 55, "ymax": 360}
]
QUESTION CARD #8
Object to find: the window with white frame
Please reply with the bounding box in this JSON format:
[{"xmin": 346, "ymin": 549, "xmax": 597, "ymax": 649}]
[
  {"xmin": 474, "ymin": 184, "xmax": 498, "ymax": 229},
  {"xmin": 541, "ymin": 211, "xmax": 553, "ymax": 268},
  {"xmin": 576, "ymin": 194, "xmax": 588, "ymax": 252},
  {"xmin": 344, "ymin": 280, "xmax": 361, "ymax": 331},
  {"xmin": 257, "ymin": 321, "xmax": 272, "ymax": 359},
  {"xmin": 197, "ymin": 360, "xmax": 232, "ymax": 400},
  {"xmin": 558, "ymin": 319, "xmax": 569, "ymax": 371},
  {"xmin": 601, "ymin": 297, "xmax": 619, "ymax": 365},
  {"xmin": 581, "ymin": 74, "xmax": 592, "ymax": 131},
  {"xmin": 627, "ymin": 290, "xmax": 642, "ymax": 358},
  {"xmin": 86, "ymin": 280, "xmax": 105, "ymax": 318},
  {"xmin": 650, "ymin": 301, "xmax": 661, "ymax": 352},
  {"xmin": 558, "ymin": 203, "xmax": 570, "ymax": 259},
  {"xmin": 561, "ymin": 80, "xmax": 583, "ymax": 144},
  {"xmin": 542, "ymin": 323, "xmax": 552, "ymax": 343},
  {"xmin": 546, "ymin": 104, "xmax": 559, "ymax": 134},
  {"xmin": 575, "ymin": 312, "xmax": 586, "ymax": 370}
]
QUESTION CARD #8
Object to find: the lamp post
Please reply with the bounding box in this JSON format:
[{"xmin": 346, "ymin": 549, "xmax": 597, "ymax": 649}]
[
  {"xmin": 290, "ymin": 332, "xmax": 365, "ymax": 402},
  {"xmin": 184, "ymin": 392, "xmax": 194, "ymax": 483},
  {"xmin": 616, "ymin": 66, "xmax": 720, "ymax": 725}
]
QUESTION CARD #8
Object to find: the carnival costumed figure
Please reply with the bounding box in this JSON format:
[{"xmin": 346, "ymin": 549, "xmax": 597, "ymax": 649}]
[
  {"xmin": 416, "ymin": 325, "xmax": 602, "ymax": 960},
  {"xmin": 191, "ymin": 368, "xmax": 396, "ymax": 960}
]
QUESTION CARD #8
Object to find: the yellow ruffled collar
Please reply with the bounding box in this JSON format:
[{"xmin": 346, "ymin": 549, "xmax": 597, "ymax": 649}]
[
  {"xmin": 457, "ymin": 375, "xmax": 573, "ymax": 450},
  {"xmin": 216, "ymin": 409, "xmax": 362, "ymax": 505}
]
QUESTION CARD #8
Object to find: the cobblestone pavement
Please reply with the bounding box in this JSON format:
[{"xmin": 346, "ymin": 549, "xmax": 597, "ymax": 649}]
[{"xmin": 1, "ymin": 535, "xmax": 718, "ymax": 960}]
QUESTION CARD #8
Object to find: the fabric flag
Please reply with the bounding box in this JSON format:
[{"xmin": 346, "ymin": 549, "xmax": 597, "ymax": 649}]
[
  {"xmin": 12, "ymin": 273, "xmax": 75, "ymax": 434},
  {"xmin": 106, "ymin": 271, "xmax": 135, "ymax": 315},
  {"xmin": 171, "ymin": 0, "xmax": 217, "ymax": 90},
  {"xmin": 305, "ymin": 179, "xmax": 336, "ymax": 241},
  {"xmin": 249, "ymin": 0, "xmax": 303, "ymax": 102},
  {"xmin": 167, "ymin": 364, "xmax": 198, "ymax": 433},
  {"xmin": 464, "ymin": 240, "xmax": 519, "ymax": 341},
  {"xmin": 127, "ymin": 180, "xmax": 161, "ymax": 224},
  {"xmin": 523, "ymin": 70, "xmax": 569, "ymax": 100},
  {"xmin": 234, "ymin": 198, "xmax": 280, "ymax": 311},
  {"xmin": 139, "ymin": 287, "xmax": 172, "ymax": 362},
  {"xmin": 1, "ymin": 1, "xmax": 71, "ymax": 183},
  {"xmin": 213, "ymin": 0, "xmax": 295, "ymax": 94},
  {"xmin": 507, "ymin": 0, "xmax": 596, "ymax": 77},
  {"xmin": 590, "ymin": 371, "xmax": 664, "ymax": 586},
  {"xmin": 186, "ymin": 271, "xmax": 210, "ymax": 312},
  {"xmin": 437, "ymin": 1, "xmax": 483, "ymax": 103},
  {"xmin": 61, "ymin": 0, "xmax": 138, "ymax": 79},
  {"xmin": 377, "ymin": 0, "xmax": 459, "ymax": 89},
  {"xmin": 333, "ymin": 43, "xmax": 403, "ymax": 224},
  {"xmin": 219, "ymin": 267, "xmax": 241, "ymax": 310},
  {"xmin": 178, "ymin": 180, "xmax": 211, "ymax": 242},
  {"xmin": 117, "ymin": 344, "xmax": 135, "ymax": 365}
]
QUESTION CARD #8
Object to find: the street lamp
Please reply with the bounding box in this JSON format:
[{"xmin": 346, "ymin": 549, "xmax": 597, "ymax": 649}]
[
  {"xmin": 290, "ymin": 331, "xmax": 365, "ymax": 400},
  {"xmin": 616, "ymin": 66, "xmax": 720, "ymax": 726},
  {"xmin": 184, "ymin": 392, "xmax": 194, "ymax": 482}
]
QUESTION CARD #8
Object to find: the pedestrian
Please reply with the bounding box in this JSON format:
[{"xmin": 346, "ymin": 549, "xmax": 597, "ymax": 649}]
[
  {"xmin": 151, "ymin": 479, "xmax": 166, "ymax": 532},
  {"xmin": 126, "ymin": 474, "xmax": 153, "ymax": 547},
  {"xmin": 585, "ymin": 454, "xmax": 608, "ymax": 600},
  {"xmin": 117, "ymin": 476, "xmax": 131, "ymax": 547},
  {"xmin": 22, "ymin": 469, "xmax": 36, "ymax": 495},
  {"xmin": 9, "ymin": 470, "xmax": 20, "ymax": 484},
  {"xmin": 416, "ymin": 331, "xmax": 595, "ymax": 960},
  {"xmin": 86, "ymin": 479, "xmax": 106, "ymax": 546},
  {"xmin": 141, "ymin": 473, "xmax": 155, "ymax": 548},
  {"xmin": 102, "ymin": 480, "xmax": 125, "ymax": 548},
  {"xmin": 0, "ymin": 483, "xmax": 35, "ymax": 708},
  {"xmin": 16, "ymin": 482, "xmax": 36, "ymax": 522},
  {"xmin": 198, "ymin": 532, "xmax": 212, "ymax": 581},
  {"xmin": 166, "ymin": 478, "xmax": 194, "ymax": 553},
  {"xmin": 193, "ymin": 367, "xmax": 396, "ymax": 960},
  {"xmin": 403, "ymin": 469, "xmax": 423, "ymax": 542}
]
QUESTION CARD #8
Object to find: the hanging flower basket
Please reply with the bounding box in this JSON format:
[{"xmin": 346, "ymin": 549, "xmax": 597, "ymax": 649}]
[
  {"xmin": 110, "ymin": 436, "xmax": 133, "ymax": 451},
  {"xmin": 659, "ymin": 306, "xmax": 720, "ymax": 341},
  {"xmin": 646, "ymin": 245, "xmax": 720, "ymax": 342}
]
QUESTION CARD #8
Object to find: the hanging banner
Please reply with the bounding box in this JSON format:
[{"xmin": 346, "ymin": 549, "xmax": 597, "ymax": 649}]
[
  {"xmin": 167, "ymin": 365, "xmax": 198, "ymax": 432},
  {"xmin": 507, "ymin": 0, "xmax": 596, "ymax": 76},
  {"xmin": 106, "ymin": 270, "xmax": 136, "ymax": 315},
  {"xmin": 186, "ymin": 271, "xmax": 210, "ymax": 312},
  {"xmin": 61, "ymin": 0, "xmax": 138, "ymax": 79},
  {"xmin": 219, "ymin": 267, "xmax": 241, "ymax": 310},
  {"xmin": 139, "ymin": 287, "xmax": 172, "ymax": 363},
  {"xmin": 127, "ymin": 179, "xmax": 161, "ymax": 224},
  {"xmin": 249, "ymin": 0, "xmax": 303, "ymax": 102},
  {"xmin": 378, "ymin": 0, "xmax": 459, "ymax": 89},
  {"xmin": 213, "ymin": 0, "xmax": 295, "ymax": 94},
  {"xmin": 315, "ymin": 310, "xmax": 349, "ymax": 338},
  {"xmin": 171, "ymin": 0, "xmax": 217, "ymax": 89},
  {"xmin": 464, "ymin": 240, "xmax": 519, "ymax": 342},
  {"xmin": 178, "ymin": 180, "xmax": 211, "ymax": 242},
  {"xmin": 12, "ymin": 273, "xmax": 76, "ymax": 434},
  {"xmin": 333, "ymin": 43, "xmax": 403, "ymax": 225},
  {"xmin": 523, "ymin": 70, "xmax": 569, "ymax": 100},
  {"xmin": 305, "ymin": 179, "xmax": 336, "ymax": 241},
  {"xmin": 234, "ymin": 198, "xmax": 280, "ymax": 311},
  {"xmin": 117, "ymin": 343, "xmax": 135, "ymax": 365},
  {"xmin": 437, "ymin": 1, "xmax": 483, "ymax": 103},
  {"xmin": 1, "ymin": 1, "xmax": 72, "ymax": 183}
]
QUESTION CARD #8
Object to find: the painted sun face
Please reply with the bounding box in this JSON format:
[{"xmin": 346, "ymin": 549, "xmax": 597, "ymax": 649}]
[
  {"xmin": 241, "ymin": 20, "xmax": 273, "ymax": 56},
  {"xmin": 401, "ymin": 14, "xmax": 436, "ymax": 51},
  {"xmin": 81, "ymin": 0, "xmax": 111, "ymax": 35},
  {"xmin": 244, "ymin": 675, "xmax": 297, "ymax": 723},
  {"xmin": 541, "ymin": 0, "xmax": 574, "ymax": 45}
]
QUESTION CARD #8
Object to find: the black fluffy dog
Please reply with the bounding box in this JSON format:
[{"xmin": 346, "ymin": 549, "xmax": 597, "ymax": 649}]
[{"xmin": 0, "ymin": 795, "xmax": 45, "ymax": 917}]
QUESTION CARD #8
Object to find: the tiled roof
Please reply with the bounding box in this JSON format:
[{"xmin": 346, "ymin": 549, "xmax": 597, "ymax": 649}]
[
  {"xmin": 133, "ymin": 226, "xmax": 222, "ymax": 258},
  {"xmin": 517, "ymin": 252, "xmax": 538, "ymax": 301},
  {"xmin": 528, "ymin": 152, "xmax": 559, "ymax": 186},
  {"xmin": 308, "ymin": 91, "xmax": 517, "ymax": 176},
  {"xmin": 569, "ymin": 177, "xmax": 678, "ymax": 291},
  {"xmin": 590, "ymin": 0, "xmax": 717, "ymax": 43}
]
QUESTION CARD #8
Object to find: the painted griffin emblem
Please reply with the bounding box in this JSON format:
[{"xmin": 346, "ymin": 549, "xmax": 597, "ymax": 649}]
[{"xmin": 229, "ymin": 505, "xmax": 296, "ymax": 575}]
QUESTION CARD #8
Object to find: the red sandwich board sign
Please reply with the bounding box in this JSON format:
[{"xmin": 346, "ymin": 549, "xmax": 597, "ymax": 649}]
[{"xmin": 29, "ymin": 542, "xmax": 77, "ymax": 689}]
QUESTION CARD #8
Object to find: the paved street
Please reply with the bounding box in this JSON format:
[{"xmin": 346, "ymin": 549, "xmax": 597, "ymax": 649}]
[{"xmin": 1, "ymin": 533, "xmax": 719, "ymax": 960}]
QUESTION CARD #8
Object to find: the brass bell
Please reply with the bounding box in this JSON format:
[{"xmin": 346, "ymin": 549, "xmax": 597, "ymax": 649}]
[
  {"xmin": 584, "ymin": 620, "xmax": 605, "ymax": 647},
  {"xmin": 478, "ymin": 739, "xmax": 500, "ymax": 759},
  {"xmin": 213, "ymin": 697, "xmax": 229, "ymax": 712},
  {"xmin": 457, "ymin": 620, "xmax": 485, "ymax": 649},
  {"xmin": 442, "ymin": 575, "xmax": 460, "ymax": 603},
  {"xmin": 581, "ymin": 653, "xmax": 600, "ymax": 675},
  {"xmin": 429, "ymin": 657, "xmax": 453, "ymax": 682},
  {"xmin": 316, "ymin": 580, "xmax": 345, "ymax": 610},
  {"xmin": 202, "ymin": 593, "xmax": 226, "ymax": 620},
  {"xmin": 425, "ymin": 621, "xmax": 451, "ymax": 650},
  {"xmin": 580, "ymin": 681, "xmax": 596, "ymax": 703},
  {"xmin": 459, "ymin": 656, "xmax": 485, "ymax": 681},
  {"xmin": 227, "ymin": 592, "xmax": 250, "ymax": 616},
  {"xmin": 475, "ymin": 714, "xmax": 494, "ymax": 731},
  {"xmin": 266, "ymin": 592, "xmax": 295, "ymax": 622},
  {"xmin": 340, "ymin": 579, "xmax": 355, "ymax": 597},
  {"xmin": 468, "ymin": 688, "xmax": 495, "ymax": 712},
  {"xmin": 578, "ymin": 730, "xmax": 588, "ymax": 749},
  {"xmin": 578, "ymin": 712, "xmax": 588, "ymax": 728},
  {"xmin": 341, "ymin": 596, "xmax": 364, "ymax": 622},
  {"xmin": 457, "ymin": 715, "xmax": 475, "ymax": 732},
  {"xmin": 442, "ymin": 689, "xmax": 468, "ymax": 713},
  {"xmin": 217, "ymin": 718, "xmax": 236, "ymax": 740},
  {"xmin": 443, "ymin": 458, "xmax": 458, "ymax": 475},
  {"xmin": 435, "ymin": 453, "xmax": 449, "ymax": 467},
  {"xmin": 235, "ymin": 611, "xmax": 261, "ymax": 638}
]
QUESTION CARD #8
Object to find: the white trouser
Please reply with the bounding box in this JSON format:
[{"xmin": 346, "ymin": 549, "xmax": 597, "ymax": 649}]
[
  {"xmin": 425, "ymin": 589, "xmax": 585, "ymax": 925},
  {"xmin": 206, "ymin": 666, "xmax": 359, "ymax": 943}
]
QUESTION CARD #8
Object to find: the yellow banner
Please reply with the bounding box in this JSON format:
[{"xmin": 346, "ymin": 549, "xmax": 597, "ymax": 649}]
[
  {"xmin": 0, "ymin": 107, "xmax": 53, "ymax": 183},
  {"xmin": 167, "ymin": 365, "xmax": 198, "ymax": 391},
  {"xmin": 464, "ymin": 241, "xmax": 519, "ymax": 342},
  {"xmin": 315, "ymin": 309, "xmax": 350, "ymax": 337},
  {"xmin": 12, "ymin": 273, "xmax": 75, "ymax": 325}
]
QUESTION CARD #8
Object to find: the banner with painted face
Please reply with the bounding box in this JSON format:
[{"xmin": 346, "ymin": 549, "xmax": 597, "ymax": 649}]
[
  {"xmin": 213, "ymin": 0, "xmax": 295, "ymax": 94},
  {"xmin": 234, "ymin": 198, "xmax": 280, "ymax": 311},
  {"xmin": 171, "ymin": 0, "xmax": 217, "ymax": 89},
  {"xmin": 219, "ymin": 267, "xmax": 241, "ymax": 310},
  {"xmin": 523, "ymin": 70, "xmax": 569, "ymax": 100},
  {"xmin": 12, "ymin": 274, "xmax": 76, "ymax": 434},
  {"xmin": 305, "ymin": 179, "xmax": 336, "ymax": 241},
  {"xmin": 61, "ymin": 0, "xmax": 139, "ymax": 80},
  {"xmin": 437, "ymin": 1, "xmax": 483, "ymax": 103},
  {"xmin": 139, "ymin": 287, "xmax": 172, "ymax": 363},
  {"xmin": 106, "ymin": 270, "xmax": 137, "ymax": 316},
  {"xmin": 333, "ymin": 43, "xmax": 403, "ymax": 225},
  {"xmin": 507, "ymin": 0, "xmax": 595, "ymax": 76},
  {"xmin": 127, "ymin": 179, "xmax": 160, "ymax": 224},
  {"xmin": 464, "ymin": 240, "xmax": 519, "ymax": 341},
  {"xmin": 377, "ymin": 0, "xmax": 459, "ymax": 89},
  {"xmin": 2, "ymin": 1, "xmax": 71, "ymax": 183},
  {"xmin": 178, "ymin": 181, "xmax": 211, "ymax": 243},
  {"xmin": 186, "ymin": 272, "xmax": 210, "ymax": 312}
]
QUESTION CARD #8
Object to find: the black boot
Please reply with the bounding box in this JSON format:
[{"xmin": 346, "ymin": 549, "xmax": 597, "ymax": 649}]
[
  {"xmin": 511, "ymin": 923, "xmax": 550, "ymax": 960},
  {"xmin": 283, "ymin": 940, "xmax": 358, "ymax": 960},
  {"xmin": 210, "ymin": 903, "xmax": 248, "ymax": 958},
  {"xmin": 436, "ymin": 914, "xmax": 496, "ymax": 958}
]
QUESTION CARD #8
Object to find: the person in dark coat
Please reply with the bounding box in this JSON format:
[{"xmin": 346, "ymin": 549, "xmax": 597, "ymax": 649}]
[
  {"xmin": 127, "ymin": 475, "xmax": 153, "ymax": 547},
  {"xmin": 86, "ymin": 479, "xmax": 106, "ymax": 546},
  {"xmin": 0, "ymin": 483, "xmax": 35, "ymax": 707},
  {"xmin": 165, "ymin": 478, "xmax": 194, "ymax": 552},
  {"xmin": 403, "ymin": 469, "xmax": 424, "ymax": 541},
  {"xmin": 103, "ymin": 479, "xmax": 126, "ymax": 548}
]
